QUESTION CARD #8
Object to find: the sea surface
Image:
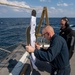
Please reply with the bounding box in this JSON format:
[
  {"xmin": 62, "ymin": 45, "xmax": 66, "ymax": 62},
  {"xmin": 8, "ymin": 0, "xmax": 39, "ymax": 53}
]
[{"xmin": 0, "ymin": 18, "xmax": 75, "ymax": 61}]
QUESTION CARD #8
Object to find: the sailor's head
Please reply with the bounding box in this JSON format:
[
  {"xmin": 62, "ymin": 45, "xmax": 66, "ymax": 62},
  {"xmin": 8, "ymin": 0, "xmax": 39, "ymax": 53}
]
[
  {"xmin": 42, "ymin": 25, "xmax": 55, "ymax": 40},
  {"xmin": 60, "ymin": 17, "xmax": 69, "ymax": 29},
  {"xmin": 31, "ymin": 10, "xmax": 36, "ymax": 17}
]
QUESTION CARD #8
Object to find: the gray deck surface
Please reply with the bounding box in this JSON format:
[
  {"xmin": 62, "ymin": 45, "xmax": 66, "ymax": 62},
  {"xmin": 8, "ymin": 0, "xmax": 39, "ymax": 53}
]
[
  {"xmin": 0, "ymin": 44, "xmax": 75, "ymax": 75},
  {"xmin": 0, "ymin": 44, "xmax": 26, "ymax": 75}
]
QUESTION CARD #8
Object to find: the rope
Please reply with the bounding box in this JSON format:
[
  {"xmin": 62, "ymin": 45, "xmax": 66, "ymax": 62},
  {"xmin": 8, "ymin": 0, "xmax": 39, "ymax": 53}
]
[{"xmin": 0, "ymin": 2, "xmax": 43, "ymax": 10}]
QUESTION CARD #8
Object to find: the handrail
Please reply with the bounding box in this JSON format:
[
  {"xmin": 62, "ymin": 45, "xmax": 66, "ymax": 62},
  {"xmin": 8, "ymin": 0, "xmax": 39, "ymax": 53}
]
[{"xmin": 0, "ymin": 48, "xmax": 11, "ymax": 53}]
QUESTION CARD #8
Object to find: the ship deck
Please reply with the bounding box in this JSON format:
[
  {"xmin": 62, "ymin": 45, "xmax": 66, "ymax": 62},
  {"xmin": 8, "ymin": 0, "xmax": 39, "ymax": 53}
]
[{"xmin": 0, "ymin": 44, "xmax": 75, "ymax": 75}]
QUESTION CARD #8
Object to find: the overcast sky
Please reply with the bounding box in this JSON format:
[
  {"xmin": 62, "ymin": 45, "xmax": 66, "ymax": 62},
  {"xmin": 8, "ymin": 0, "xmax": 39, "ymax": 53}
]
[{"xmin": 0, "ymin": 0, "xmax": 75, "ymax": 18}]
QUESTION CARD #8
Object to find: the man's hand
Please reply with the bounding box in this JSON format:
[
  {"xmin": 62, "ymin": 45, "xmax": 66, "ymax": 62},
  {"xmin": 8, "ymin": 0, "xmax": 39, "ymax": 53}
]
[
  {"xmin": 35, "ymin": 42, "xmax": 40, "ymax": 49},
  {"xmin": 26, "ymin": 44, "xmax": 35, "ymax": 53}
]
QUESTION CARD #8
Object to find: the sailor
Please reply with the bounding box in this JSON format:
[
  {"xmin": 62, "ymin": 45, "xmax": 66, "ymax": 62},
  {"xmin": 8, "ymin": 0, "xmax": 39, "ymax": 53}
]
[
  {"xmin": 30, "ymin": 10, "xmax": 37, "ymax": 69},
  {"xmin": 59, "ymin": 17, "xmax": 75, "ymax": 59},
  {"xmin": 26, "ymin": 25, "xmax": 70, "ymax": 75}
]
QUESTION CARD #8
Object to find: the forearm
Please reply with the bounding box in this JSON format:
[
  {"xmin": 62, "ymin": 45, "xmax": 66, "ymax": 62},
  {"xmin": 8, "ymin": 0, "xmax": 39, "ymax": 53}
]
[{"xmin": 34, "ymin": 48, "xmax": 50, "ymax": 62}]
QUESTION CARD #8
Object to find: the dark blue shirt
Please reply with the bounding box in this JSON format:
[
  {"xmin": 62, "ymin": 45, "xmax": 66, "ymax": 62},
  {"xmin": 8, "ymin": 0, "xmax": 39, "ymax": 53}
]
[{"xmin": 34, "ymin": 34, "xmax": 69, "ymax": 69}]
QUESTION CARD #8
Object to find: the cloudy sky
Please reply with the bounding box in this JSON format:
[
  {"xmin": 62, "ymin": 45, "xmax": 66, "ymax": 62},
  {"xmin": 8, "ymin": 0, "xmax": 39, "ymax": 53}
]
[{"xmin": 0, "ymin": 0, "xmax": 75, "ymax": 18}]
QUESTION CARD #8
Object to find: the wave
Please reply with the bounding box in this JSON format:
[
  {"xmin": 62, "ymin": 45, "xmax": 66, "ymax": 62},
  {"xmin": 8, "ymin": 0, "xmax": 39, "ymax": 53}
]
[
  {"xmin": 72, "ymin": 27, "xmax": 75, "ymax": 30},
  {"xmin": 2, "ymin": 25, "xmax": 29, "ymax": 31},
  {"xmin": 70, "ymin": 24, "xmax": 75, "ymax": 27},
  {"xmin": 52, "ymin": 26, "xmax": 60, "ymax": 29}
]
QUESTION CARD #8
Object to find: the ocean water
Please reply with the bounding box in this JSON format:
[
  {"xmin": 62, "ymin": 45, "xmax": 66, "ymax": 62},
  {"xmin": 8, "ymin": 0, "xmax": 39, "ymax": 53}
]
[
  {"xmin": 0, "ymin": 18, "xmax": 75, "ymax": 47},
  {"xmin": 0, "ymin": 18, "xmax": 75, "ymax": 61}
]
